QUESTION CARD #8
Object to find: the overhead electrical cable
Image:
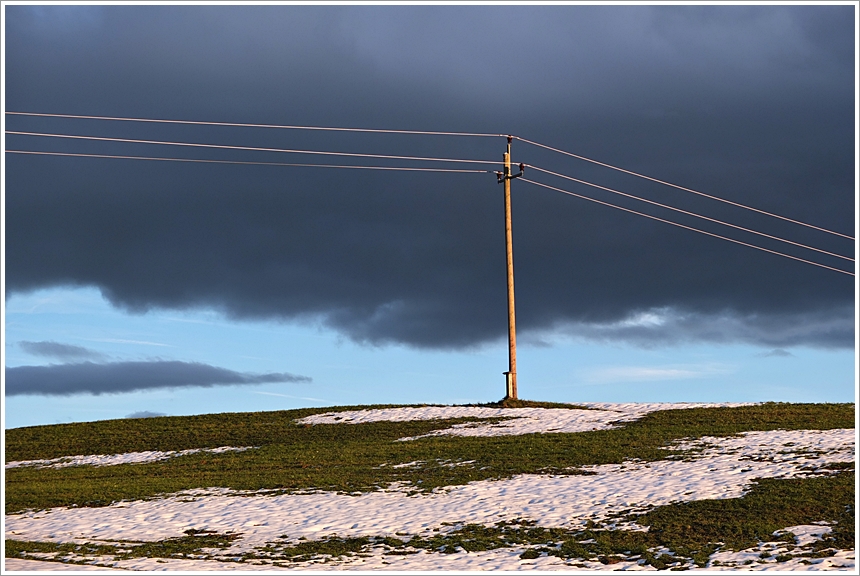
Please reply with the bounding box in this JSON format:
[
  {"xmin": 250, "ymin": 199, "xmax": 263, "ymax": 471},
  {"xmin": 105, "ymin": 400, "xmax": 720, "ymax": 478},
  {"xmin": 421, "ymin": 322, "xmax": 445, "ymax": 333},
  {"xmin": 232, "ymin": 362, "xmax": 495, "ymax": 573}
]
[
  {"xmin": 520, "ymin": 178, "xmax": 853, "ymax": 277},
  {"xmin": 4, "ymin": 150, "xmax": 492, "ymax": 174},
  {"xmin": 7, "ymin": 113, "xmax": 850, "ymax": 241},
  {"xmin": 515, "ymin": 136, "xmax": 854, "ymax": 241},
  {"xmin": 5, "ymin": 111, "xmax": 505, "ymax": 138},
  {"xmin": 7, "ymin": 129, "xmax": 852, "ymax": 270},
  {"xmin": 5, "ymin": 131, "xmax": 504, "ymax": 166},
  {"xmin": 8, "ymin": 137, "xmax": 850, "ymax": 263},
  {"xmin": 527, "ymin": 165, "xmax": 853, "ymax": 263}
]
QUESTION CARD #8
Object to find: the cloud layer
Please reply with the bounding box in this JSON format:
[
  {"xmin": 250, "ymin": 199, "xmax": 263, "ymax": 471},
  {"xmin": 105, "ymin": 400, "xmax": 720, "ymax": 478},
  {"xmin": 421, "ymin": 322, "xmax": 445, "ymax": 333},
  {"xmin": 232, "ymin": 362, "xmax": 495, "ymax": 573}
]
[
  {"xmin": 5, "ymin": 361, "xmax": 312, "ymax": 396},
  {"xmin": 4, "ymin": 5, "xmax": 855, "ymax": 350},
  {"xmin": 18, "ymin": 340, "xmax": 105, "ymax": 360}
]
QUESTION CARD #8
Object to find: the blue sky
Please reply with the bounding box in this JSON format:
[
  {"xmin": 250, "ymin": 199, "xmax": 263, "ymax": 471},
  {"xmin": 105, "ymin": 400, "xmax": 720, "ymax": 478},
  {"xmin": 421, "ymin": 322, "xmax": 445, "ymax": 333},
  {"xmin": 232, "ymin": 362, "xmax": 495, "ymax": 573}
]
[{"xmin": 4, "ymin": 286, "xmax": 855, "ymax": 429}]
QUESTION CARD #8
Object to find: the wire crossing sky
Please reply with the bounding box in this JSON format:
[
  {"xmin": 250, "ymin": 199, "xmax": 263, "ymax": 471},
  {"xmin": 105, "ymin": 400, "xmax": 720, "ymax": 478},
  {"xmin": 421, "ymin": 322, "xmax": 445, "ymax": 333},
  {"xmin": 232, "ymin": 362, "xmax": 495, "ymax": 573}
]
[
  {"xmin": 4, "ymin": 150, "xmax": 495, "ymax": 174},
  {"xmin": 6, "ymin": 118, "xmax": 853, "ymax": 276},
  {"xmin": 4, "ymin": 144, "xmax": 852, "ymax": 277},
  {"xmin": 7, "ymin": 111, "xmax": 851, "ymax": 240},
  {"xmin": 514, "ymin": 136, "xmax": 856, "ymax": 241},
  {"xmin": 525, "ymin": 165, "xmax": 853, "ymax": 264},
  {"xmin": 5, "ymin": 131, "xmax": 506, "ymax": 166},
  {"xmin": 5, "ymin": 111, "xmax": 507, "ymax": 138},
  {"xmin": 519, "ymin": 178, "xmax": 854, "ymax": 277}
]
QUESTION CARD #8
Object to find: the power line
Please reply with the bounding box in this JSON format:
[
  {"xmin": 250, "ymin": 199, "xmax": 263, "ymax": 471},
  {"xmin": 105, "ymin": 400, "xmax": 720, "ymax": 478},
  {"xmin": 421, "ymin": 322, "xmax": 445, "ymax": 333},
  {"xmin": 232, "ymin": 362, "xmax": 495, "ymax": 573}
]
[
  {"xmin": 515, "ymin": 136, "xmax": 854, "ymax": 241},
  {"xmin": 8, "ymin": 112, "xmax": 849, "ymax": 241},
  {"xmin": 5, "ymin": 111, "xmax": 505, "ymax": 138},
  {"xmin": 5, "ymin": 150, "xmax": 492, "ymax": 174},
  {"xmin": 527, "ymin": 165, "xmax": 853, "ymax": 263},
  {"xmin": 520, "ymin": 177, "xmax": 854, "ymax": 277},
  {"xmin": 7, "ymin": 131, "xmax": 852, "ymax": 272},
  {"xmin": 6, "ymin": 131, "xmax": 504, "ymax": 167}
]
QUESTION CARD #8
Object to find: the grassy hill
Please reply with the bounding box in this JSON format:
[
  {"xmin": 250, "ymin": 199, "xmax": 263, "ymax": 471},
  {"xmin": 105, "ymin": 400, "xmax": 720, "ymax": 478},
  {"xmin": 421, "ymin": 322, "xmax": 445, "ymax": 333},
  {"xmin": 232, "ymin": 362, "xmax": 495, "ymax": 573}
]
[{"xmin": 4, "ymin": 401, "xmax": 856, "ymax": 570}]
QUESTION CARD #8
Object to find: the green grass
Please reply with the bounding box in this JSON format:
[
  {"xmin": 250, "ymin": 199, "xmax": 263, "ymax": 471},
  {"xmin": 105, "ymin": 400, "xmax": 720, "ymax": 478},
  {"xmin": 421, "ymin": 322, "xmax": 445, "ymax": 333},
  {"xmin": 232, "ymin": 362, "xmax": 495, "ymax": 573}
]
[
  {"xmin": 639, "ymin": 466, "xmax": 855, "ymax": 554},
  {"xmin": 5, "ymin": 402, "xmax": 854, "ymax": 515},
  {"xmin": 5, "ymin": 528, "xmax": 243, "ymax": 565},
  {"xmin": 5, "ymin": 404, "xmax": 433, "ymax": 462}
]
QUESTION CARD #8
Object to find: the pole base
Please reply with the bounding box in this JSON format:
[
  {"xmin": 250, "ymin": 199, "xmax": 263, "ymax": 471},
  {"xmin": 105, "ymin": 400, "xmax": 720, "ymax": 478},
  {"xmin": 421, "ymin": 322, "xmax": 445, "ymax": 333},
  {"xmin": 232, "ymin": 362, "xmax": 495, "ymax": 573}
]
[{"xmin": 503, "ymin": 371, "xmax": 517, "ymax": 400}]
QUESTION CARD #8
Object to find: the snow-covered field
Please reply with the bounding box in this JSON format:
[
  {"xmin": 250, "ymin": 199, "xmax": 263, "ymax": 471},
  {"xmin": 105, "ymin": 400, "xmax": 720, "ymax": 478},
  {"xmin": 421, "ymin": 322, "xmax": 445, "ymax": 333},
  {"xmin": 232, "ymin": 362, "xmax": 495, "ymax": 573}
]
[{"xmin": 4, "ymin": 403, "xmax": 856, "ymax": 571}]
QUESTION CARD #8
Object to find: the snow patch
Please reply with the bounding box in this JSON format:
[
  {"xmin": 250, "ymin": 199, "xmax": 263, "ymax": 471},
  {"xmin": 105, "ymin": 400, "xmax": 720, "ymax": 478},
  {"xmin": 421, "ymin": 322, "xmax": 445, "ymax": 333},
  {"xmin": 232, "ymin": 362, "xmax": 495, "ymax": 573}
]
[
  {"xmin": 297, "ymin": 402, "xmax": 758, "ymax": 439},
  {"xmin": 6, "ymin": 446, "xmax": 254, "ymax": 470}
]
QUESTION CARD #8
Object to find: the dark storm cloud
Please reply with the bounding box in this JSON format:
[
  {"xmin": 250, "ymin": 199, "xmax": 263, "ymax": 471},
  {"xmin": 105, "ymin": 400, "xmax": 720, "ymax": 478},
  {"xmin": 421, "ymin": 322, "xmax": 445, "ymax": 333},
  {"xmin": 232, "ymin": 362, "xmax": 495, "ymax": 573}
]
[
  {"xmin": 5, "ymin": 361, "xmax": 312, "ymax": 396},
  {"xmin": 19, "ymin": 340, "xmax": 105, "ymax": 360},
  {"xmin": 4, "ymin": 5, "xmax": 855, "ymax": 350}
]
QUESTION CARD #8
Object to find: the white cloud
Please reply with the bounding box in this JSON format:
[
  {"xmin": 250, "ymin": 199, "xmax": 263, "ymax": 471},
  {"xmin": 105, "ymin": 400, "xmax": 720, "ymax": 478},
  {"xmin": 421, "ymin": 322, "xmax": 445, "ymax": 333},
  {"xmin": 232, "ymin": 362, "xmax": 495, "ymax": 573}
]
[
  {"xmin": 581, "ymin": 363, "xmax": 732, "ymax": 384},
  {"xmin": 615, "ymin": 309, "xmax": 671, "ymax": 328},
  {"xmin": 85, "ymin": 338, "xmax": 170, "ymax": 347},
  {"xmin": 250, "ymin": 391, "xmax": 328, "ymax": 403}
]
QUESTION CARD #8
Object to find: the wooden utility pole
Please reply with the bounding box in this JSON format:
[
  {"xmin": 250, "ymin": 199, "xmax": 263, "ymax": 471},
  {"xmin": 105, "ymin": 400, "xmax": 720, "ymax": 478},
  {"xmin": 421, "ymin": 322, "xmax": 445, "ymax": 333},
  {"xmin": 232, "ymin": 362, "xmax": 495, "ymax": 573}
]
[{"xmin": 499, "ymin": 136, "xmax": 524, "ymax": 399}]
